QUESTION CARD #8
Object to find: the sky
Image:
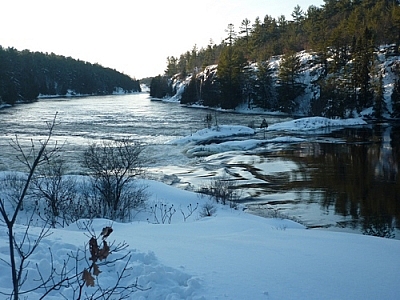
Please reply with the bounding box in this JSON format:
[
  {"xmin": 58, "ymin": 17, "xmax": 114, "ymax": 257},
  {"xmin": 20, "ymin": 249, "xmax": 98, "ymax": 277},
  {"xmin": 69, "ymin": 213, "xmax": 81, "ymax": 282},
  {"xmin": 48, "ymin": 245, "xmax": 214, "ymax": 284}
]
[{"xmin": 1, "ymin": 0, "xmax": 324, "ymax": 79}]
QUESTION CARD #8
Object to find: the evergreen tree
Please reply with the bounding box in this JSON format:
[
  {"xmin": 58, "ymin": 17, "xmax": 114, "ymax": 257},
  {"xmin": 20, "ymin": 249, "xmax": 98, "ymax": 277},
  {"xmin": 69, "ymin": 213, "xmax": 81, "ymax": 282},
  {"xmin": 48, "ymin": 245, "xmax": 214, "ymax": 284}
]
[
  {"xmin": 225, "ymin": 23, "xmax": 237, "ymax": 47},
  {"xmin": 202, "ymin": 40, "xmax": 216, "ymax": 68},
  {"xmin": 285, "ymin": 5, "xmax": 306, "ymax": 51},
  {"xmin": 239, "ymin": 18, "xmax": 251, "ymax": 58},
  {"xmin": 149, "ymin": 75, "xmax": 171, "ymax": 98},
  {"xmin": 277, "ymin": 52, "xmax": 304, "ymax": 113},
  {"xmin": 217, "ymin": 46, "xmax": 246, "ymax": 109},
  {"xmin": 188, "ymin": 45, "xmax": 199, "ymax": 71},
  {"xmin": 391, "ymin": 78, "xmax": 400, "ymax": 118},
  {"xmin": 165, "ymin": 56, "xmax": 178, "ymax": 77},
  {"xmin": 352, "ymin": 27, "xmax": 374, "ymax": 109},
  {"xmin": 373, "ymin": 74, "xmax": 386, "ymax": 119},
  {"xmin": 201, "ymin": 67, "xmax": 220, "ymax": 107},
  {"xmin": 180, "ymin": 74, "xmax": 199, "ymax": 104},
  {"xmin": 254, "ymin": 61, "xmax": 275, "ymax": 110},
  {"xmin": 278, "ymin": 52, "xmax": 302, "ymax": 86},
  {"xmin": 291, "ymin": 5, "xmax": 305, "ymax": 23}
]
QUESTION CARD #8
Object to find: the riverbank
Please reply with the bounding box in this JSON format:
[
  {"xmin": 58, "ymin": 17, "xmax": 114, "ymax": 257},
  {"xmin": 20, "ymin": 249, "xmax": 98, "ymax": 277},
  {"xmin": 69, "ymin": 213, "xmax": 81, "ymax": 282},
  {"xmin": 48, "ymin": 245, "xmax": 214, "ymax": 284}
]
[{"xmin": 0, "ymin": 179, "xmax": 399, "ymax": 299}]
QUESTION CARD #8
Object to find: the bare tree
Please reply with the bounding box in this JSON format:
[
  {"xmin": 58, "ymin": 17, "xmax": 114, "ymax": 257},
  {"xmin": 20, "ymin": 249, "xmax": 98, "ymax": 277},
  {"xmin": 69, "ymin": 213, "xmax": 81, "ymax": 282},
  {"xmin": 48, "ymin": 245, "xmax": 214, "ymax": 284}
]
[
  {"xmin": 0, "ymin": 114, "xmax": 60, "ymax": 300},
  {"xmin": 82, "ymin": 138, "xmax": 147, "ymax": 221}
]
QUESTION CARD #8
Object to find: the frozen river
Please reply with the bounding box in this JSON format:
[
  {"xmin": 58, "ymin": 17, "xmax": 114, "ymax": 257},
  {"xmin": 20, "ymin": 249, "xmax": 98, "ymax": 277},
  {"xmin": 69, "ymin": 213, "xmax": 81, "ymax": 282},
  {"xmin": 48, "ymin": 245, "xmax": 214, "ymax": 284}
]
[{"xmin": 1, "ymin": 93, "xmax": 399, "ymax": 238}]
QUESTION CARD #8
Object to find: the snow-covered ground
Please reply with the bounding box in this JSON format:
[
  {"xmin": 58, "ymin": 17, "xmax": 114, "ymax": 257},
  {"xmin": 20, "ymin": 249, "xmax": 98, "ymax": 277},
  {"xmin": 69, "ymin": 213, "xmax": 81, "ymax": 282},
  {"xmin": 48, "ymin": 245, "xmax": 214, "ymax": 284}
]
[
  {"xmin": 1, "ymin": 117, "xmax": 399, "ymax": 299},
  {"xmin": 0, "ymin": 180, "xmax": 399, "ymax": 299}
]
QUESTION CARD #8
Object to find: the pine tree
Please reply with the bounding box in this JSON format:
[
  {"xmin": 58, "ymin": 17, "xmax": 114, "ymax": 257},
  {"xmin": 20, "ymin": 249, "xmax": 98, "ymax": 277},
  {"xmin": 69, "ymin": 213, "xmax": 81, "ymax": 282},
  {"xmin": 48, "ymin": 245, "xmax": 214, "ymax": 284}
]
[
  {"xmin": 225, "ymin": 23, "xmax": 237, "ymax": 47},
  {"xmin": 391, "ymin": 78, "xmax": 400, "ymax": 118},
  {"xmin": 352, "ymin": 27, "xmax": 374, "ymax": 109},
  {"xmin": 165, "ymin": 56, "xmax": 178, "ymax": 77},
  {"xmin": 239, "ymin": 18, "xmax": 251, "ymax": 58},
  {"xmin": 180, "ymin": 74, "xmax": 199, "ymax": 104},
  {"xmin": 277, "ymin": 52, "xmax": 304, "ymax": 113},
  {"xmin": 316, "ymin": 74, "xmax": 346, "ymax": 117},
  {"xmin": 373, "ymin": 74, "xmax": 386, "ymax": 119},
  {"xmin": 255, "ymin": 61, "xmax": 275, "ymax": 109},
  {"xmin": 149, "ymin": 75, "xmax": 171, "ymax": 98},
  {"xmin": 201, "ymin": 67, "xmax": 220, "ymax": 107},
  {"xmin": 217, "ymin": 46, "xmax": 246, "ymax": 109},
  {"xmin": 202, "ymin": 40, "xmax": 216, "ymax": 68}
]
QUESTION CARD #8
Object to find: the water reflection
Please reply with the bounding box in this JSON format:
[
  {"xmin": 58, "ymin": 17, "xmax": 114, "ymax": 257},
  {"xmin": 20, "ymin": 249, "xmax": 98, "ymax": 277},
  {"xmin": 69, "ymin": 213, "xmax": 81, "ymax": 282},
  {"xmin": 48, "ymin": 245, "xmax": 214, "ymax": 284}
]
[{"xmin": 278, "ymin": 124, "xmax": 400, "ymax": 238}]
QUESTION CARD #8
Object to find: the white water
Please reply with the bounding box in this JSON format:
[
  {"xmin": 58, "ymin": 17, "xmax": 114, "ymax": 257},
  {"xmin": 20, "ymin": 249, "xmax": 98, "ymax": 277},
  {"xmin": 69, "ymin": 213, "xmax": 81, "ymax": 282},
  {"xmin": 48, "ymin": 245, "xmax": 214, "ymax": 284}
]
[{"xmin": 0, "ymin": 93, "xmax": 285, "ymax": 178}]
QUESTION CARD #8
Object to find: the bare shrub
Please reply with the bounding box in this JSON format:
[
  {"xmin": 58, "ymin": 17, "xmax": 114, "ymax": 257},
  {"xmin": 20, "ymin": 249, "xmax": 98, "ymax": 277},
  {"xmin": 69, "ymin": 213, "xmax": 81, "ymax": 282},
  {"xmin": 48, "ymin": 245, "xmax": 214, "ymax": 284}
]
[
  {"xmin": 147, "ymin": 201, "xmax": 176, "ymax": 224},
  {"xmin": 199, "ymin": 175, "xmax": 241, "ymax": 206},
  {"xmin": 2, "ymin": 224, "xmax": 147, "ymax": 299},
  {"xmin": 199, "ymin": 201, "xmax": 217, "ymax": 218},
  {"xmin": 38, "ymin": 224, "xmax": 148, "ymax": 299},
  {"xmin": 180, "ymin": 203, "xmax": 198, "ymax": 222},
  {"xmin": 32, "ymin": 158, "xmax": 77, "ymax": 227},
  {"xmin": 0, "ymin": 172, "xmax": 30, "ymax": 211},
  {"xmin": 82, "ymin": 138, "xmax": 148, "ymax": 221}
]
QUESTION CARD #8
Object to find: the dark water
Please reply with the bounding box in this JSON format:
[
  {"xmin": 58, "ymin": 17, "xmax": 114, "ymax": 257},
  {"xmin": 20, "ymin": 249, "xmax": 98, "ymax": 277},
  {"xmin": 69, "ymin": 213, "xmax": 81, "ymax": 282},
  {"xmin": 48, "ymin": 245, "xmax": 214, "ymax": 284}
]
[
  {"xmin": 245, "ymin": 124, "xmax": 400, "ymax": 239},
  {"xmin": 0, "ymin": 94, "xmax": 399, "ymax": 238}
]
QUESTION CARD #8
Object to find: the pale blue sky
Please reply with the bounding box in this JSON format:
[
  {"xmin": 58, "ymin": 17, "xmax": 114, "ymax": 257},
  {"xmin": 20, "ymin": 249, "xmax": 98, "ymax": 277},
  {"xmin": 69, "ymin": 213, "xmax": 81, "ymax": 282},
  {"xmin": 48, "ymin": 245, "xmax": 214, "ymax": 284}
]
[{"xmin": 1, "ymin": 0, "xmax": 324, "ymax": 79}]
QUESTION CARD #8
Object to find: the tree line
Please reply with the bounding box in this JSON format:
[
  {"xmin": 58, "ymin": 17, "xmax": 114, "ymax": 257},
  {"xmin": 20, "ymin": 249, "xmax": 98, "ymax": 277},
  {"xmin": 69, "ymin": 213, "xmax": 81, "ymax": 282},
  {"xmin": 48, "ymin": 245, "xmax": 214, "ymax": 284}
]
[
  {"xmin": 152, "ymin": 0, "xmax": 400, "ymax": 118},
  {"xmin": 0, "ymin": 47, "xmax": 141, "ymax": 105}
]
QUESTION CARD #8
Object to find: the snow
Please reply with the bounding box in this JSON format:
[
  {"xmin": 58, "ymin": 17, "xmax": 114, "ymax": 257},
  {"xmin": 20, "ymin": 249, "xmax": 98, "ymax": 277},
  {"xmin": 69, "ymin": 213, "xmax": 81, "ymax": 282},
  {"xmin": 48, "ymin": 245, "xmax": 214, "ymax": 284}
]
[
  {"xmin": 267, "ymin": 116, "xmax": 367, "ymax": 132},
  {"xmin": 1, "ymin": 117, "xmax": 399, "ymax": 299},
  {"xmin": 168, "ymin": 125, "xmax": 255, "ymax": 145},
  {"xmin": 168, "ymin": 117, "xmax": 361, "ymax": 157},
  {"xmin": 167, "ymin": 124, "xmax": 308, "ymax": 157},
  {"xmin": 1, "ymin": 179, "xmax": 399, "ymax": 299}
]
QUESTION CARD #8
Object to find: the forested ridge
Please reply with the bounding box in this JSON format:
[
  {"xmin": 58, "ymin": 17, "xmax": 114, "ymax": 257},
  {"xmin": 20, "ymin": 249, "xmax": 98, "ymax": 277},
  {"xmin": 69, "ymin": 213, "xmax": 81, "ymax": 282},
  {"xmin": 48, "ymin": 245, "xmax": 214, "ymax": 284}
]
[
  {"xmin": 152, "ymin": 0, "xmax": 400, "ymax": 118},
  {"xmin": 0, "ymin": 47, "xmax": 141, "ymax": 105}
]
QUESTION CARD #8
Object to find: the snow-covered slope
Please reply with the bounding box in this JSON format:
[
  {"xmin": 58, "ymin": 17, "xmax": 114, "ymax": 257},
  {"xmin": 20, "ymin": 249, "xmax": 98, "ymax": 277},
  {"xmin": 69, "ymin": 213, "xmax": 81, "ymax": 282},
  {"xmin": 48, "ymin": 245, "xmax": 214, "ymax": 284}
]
[{"xmin": 0, "ymin": 179, "xmax": 399, "ymax": 299}]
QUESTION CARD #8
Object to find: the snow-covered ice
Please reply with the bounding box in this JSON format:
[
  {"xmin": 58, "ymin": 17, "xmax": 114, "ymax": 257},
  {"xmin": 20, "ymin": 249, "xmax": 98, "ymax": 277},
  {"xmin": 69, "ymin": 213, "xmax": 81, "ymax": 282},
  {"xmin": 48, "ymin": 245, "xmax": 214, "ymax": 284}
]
[
  {"xmin": 266, "ymin": 116, "xmax": 367, "ymax": 132},
  {"xmin": 167, "ymin": 117, "xmax": 360, "ymax": 157},
  {"xmin": 168, "ymin": 125, "xmax": 255, "ymax": 145}
]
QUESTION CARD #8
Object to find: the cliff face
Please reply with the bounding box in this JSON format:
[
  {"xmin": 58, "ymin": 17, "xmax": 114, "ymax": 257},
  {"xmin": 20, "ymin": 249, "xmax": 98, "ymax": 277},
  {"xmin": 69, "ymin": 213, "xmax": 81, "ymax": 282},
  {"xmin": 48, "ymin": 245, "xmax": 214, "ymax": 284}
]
[{"xmin": 164, "ymin": 45, "xmax": 400, "ymax": 119}]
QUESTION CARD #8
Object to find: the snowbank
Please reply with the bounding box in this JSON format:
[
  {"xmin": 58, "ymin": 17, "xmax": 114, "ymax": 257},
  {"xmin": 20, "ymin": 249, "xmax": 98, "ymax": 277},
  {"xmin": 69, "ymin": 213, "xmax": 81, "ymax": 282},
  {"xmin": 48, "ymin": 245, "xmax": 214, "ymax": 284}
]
[{"xmin": 0, "ymin": 179, "xmax": 399, "ymax": 299}]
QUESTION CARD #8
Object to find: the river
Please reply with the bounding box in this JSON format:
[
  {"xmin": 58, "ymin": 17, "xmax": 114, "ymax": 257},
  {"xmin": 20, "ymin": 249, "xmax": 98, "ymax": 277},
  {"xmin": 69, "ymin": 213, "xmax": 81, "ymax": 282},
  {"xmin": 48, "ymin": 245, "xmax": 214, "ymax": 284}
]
[{"xmin": 1, "ymin": 93, "xmax": 399, "ymax": 238}]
